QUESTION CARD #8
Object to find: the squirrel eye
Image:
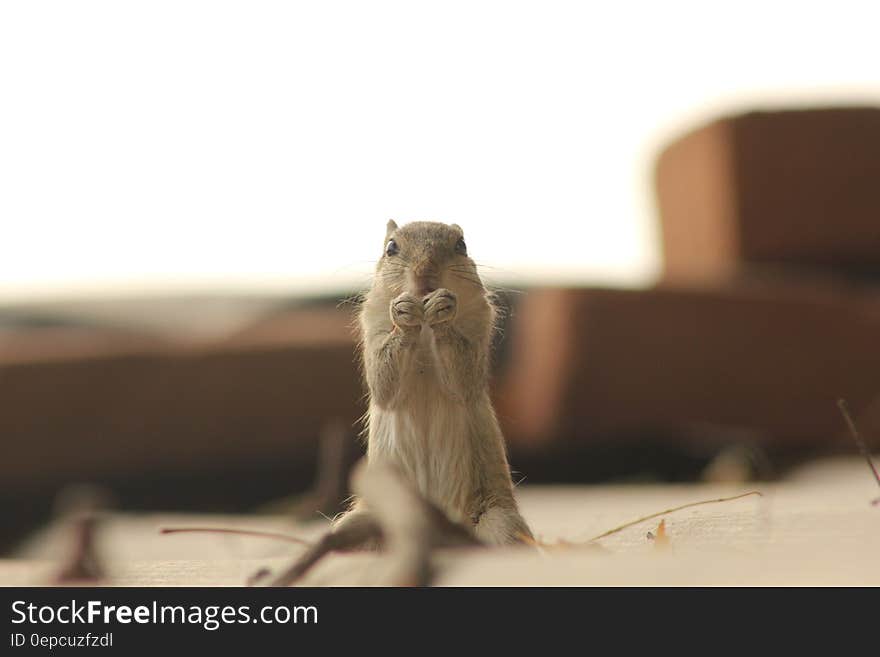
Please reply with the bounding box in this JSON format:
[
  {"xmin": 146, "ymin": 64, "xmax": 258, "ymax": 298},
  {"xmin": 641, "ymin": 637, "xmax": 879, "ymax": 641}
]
[
  {"xmin": 385, "ymin": 239, "xmax": 399, "ymax": 257},
  {"xmin": 454, "ymin": 237, "xmax": 467, "ymax": 255}
]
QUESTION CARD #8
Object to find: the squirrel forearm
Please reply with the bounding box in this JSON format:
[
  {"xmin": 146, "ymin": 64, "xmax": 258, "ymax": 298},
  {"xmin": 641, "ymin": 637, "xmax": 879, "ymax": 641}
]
[
  {"xmin": 429, "ymin": 325, "xmax": 488, "ymax": 402},
  {"xmin": 364, "ymin": 328, "xmax": 421, "ymax": 408}
]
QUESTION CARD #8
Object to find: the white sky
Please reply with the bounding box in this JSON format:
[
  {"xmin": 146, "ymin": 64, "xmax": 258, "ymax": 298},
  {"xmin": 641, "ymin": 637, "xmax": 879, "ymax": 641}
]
[{"xmin": 2, "ymin": 1, "xmax": 879, "ymax": 301}]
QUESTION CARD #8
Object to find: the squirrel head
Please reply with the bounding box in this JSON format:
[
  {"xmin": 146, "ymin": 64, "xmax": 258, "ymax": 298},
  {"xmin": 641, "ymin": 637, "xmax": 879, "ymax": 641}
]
[{"xmin": 375, "ymin": 220, "xmax": 485, "ymax": 297}]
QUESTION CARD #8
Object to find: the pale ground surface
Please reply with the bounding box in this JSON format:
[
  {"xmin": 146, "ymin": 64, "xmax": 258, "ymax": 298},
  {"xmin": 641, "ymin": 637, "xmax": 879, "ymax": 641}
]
[{"xmin": 4, "ymin": 457, "xmax": 878, "ymax": 586}]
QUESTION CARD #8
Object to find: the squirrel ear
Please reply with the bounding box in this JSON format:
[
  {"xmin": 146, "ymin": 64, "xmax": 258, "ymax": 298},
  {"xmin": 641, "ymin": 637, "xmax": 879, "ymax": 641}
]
[
  {"xmin": 385, "ymin": 220, "xmax": 398, "ymax": 238},
  {"xmin": 450, "ymin": 223, "xmax": 463, "ymax": 235}
]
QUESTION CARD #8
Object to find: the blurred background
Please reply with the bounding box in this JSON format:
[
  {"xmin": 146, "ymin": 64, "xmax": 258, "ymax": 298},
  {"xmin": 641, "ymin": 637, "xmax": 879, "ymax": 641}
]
[{"xmin": 2, "ymin": 1, "xmax": 880, "ymax": 549}]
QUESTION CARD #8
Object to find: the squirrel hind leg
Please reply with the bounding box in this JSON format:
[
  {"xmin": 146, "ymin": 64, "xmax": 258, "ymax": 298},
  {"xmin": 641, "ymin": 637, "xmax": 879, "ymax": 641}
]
[{"xmin": 474, "ymin": 506, "xmax": 533, "ymax": 546}]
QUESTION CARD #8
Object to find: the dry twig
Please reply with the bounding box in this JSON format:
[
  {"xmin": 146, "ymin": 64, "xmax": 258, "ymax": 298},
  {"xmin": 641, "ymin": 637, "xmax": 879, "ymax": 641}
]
[
  {"xmin": 266, "ymin": 459, "xmax": 482, "ymax": 587},
  {"xmin": 584, "ymin": 490, "xmax": 763, "ymax": 543},
  {"xmin": 53, "ymin": 515, "xmax": 104, "ymax": 584},
  {"xmin": 160, "ymin": 527, "xmax": 312, "ymax": 546},
  {"xmin": 50, "ymin": 485, "xmax": 113, "ymax": 584},
  {"xmin": 291, "ymin": 419, "xmax": 358, "ymax": 521},
  {"xmin": 837, "ymin": 398, "xmax": 880, "ymax": 505}
]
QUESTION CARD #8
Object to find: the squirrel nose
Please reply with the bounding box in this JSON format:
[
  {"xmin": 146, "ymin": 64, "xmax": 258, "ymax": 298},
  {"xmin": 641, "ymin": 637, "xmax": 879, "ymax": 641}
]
[
  {"xmin": 413, "ymin": 274, "xmax": 436, "ymax": 296},
  {"xmin": 411, "ymin": 260, "xmax": 439, "ymax": 296},
  {"xmin": 411, "ymin": 260, "xmax": 436, "ymax": 278},
  {"xmin": 412, "ymin": 269, "xmax": 438, "ymax": 296}
]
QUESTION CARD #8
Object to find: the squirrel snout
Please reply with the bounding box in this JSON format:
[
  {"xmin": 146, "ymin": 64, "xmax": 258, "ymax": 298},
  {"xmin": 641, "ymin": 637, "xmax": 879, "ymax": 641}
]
[
  {"xmin": 411, "ymin": 260, "xmax": 436, "ymax": 278},
  {"xmin": 413, "ymin": 278, "xmax": 437, "ymax": 297},
  {"xmin": 410, "ymin": 261, "xmax": 439, "ymax": 296}
]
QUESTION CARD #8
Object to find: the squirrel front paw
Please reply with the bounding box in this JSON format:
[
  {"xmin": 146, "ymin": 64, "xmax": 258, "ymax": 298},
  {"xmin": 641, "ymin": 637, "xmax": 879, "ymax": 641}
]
[
  {"xmin": 390, "ymin": 293, "xmax": 424, "ymax": 329},
  {"xmin": 423, "ymin": 288, "xmax": 457, "ymax": 325}
]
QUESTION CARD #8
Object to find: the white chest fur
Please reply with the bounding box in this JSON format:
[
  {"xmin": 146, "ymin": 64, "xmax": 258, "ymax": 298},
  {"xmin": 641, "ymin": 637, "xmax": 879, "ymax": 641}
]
[{"xmin": 367, "ymin": 335, "xmax": 479, "ymax": 521}]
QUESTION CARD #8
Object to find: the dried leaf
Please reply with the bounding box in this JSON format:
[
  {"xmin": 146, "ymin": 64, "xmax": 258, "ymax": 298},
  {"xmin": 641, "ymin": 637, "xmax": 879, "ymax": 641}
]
[{"xmin": 652, "ymin": 519, "xmax": 669, "ymax": 549}]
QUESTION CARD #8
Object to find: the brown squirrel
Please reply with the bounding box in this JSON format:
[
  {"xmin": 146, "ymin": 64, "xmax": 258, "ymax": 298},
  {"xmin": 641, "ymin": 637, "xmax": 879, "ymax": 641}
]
[
  {"xmin": 265, "ymin": 220, "xmax": 532, "ymax": 585},
  {"xmin": 346, "ymin": 219, "xmax": 532, "ymax": 545}
]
